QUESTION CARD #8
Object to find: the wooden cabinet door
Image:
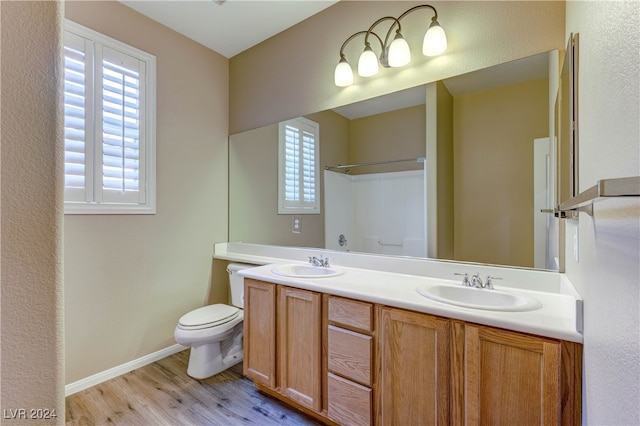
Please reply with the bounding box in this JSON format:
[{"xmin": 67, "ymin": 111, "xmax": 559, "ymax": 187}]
[
  {"xmin": 462, "ymin": 324, "xmax": 562, "ymax": 426},
  {"xmin": 278, "ymin": 286, "xmax": 322, "ymax": 412},
  {"xmin": 243, "ymin": 279, "xmax": 276, "ymax": 388},
  {"xmin": 378, "ymin": 307, "xmax": 450, "ymax": 426}
]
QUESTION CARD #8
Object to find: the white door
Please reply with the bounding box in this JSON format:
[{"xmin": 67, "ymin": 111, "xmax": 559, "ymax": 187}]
[{"xmin": 533, "ymin": 137, "xmax": 553, "ymax": 269}]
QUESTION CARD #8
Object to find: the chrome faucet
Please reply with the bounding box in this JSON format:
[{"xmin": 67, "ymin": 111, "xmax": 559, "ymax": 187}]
[
  {"xmin": 454, "ymin": 273, "xmax": 501, "ymax": 289},
  {"xmin": 471, "ymin": 273, "xmax": 484, "ymax": 288},
  {"xmin": 308, "ymin": 255, "xmax": 330, "ymax": 267}
]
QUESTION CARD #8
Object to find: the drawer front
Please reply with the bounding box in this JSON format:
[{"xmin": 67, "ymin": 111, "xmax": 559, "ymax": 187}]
[
  {"xmin": 328, "ymin": 325, "xmax": 372, "ymax": 386},
  {"xmin": 328, "ymin": 296, "xmax": 373, "ymax": 332},
  {"xmin": 328, "ymin": 373, "xmax": 372, "ymax": 426}
]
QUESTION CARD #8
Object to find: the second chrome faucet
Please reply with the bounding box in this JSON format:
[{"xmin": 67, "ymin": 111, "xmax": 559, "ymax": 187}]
[{"xmin": 308, "ymin": 255, "xmax": 330, "ymax": 268}]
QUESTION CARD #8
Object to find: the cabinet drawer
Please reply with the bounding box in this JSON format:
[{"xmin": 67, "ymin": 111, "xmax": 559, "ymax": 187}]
[
  {"xmin": 328, "ymin": 325, "xmax": 372, "ymax": 386},
  {"xmin": 328, "ymin": 296, "xmax": 373, "ymax": 332},
  {"xmin": 328, "ymin": 372, "xmax": 372, "ymax": 426}
]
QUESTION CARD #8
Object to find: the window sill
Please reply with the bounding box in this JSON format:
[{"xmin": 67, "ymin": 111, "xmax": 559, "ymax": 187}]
[{"xmin": 64, "ymin": 203, "xmax": 156, "ymax": 215}]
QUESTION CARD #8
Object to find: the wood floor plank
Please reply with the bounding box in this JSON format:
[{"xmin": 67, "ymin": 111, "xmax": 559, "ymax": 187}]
[{"xmin": 66, "ymin": 350, "xmax": 323, "ymax": 425}]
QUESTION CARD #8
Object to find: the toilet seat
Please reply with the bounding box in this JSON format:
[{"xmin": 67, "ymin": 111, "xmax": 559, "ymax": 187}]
[{"xmin": 178, "ymin": 304, "xmax": 240, "ymax": 330}]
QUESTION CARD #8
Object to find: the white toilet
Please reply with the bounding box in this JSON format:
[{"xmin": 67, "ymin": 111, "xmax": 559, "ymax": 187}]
[{"xmin": 174, "ymin": 263, "xmax": 254, "ymax": 379}]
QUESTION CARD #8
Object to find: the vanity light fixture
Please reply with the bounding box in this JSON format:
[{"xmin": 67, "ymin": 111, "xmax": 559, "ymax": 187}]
[{"xmin": 334, "ymin": 4, "xmax": 447, "ymax": 87}]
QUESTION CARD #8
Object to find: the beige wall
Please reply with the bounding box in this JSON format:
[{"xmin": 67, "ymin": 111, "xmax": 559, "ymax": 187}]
[
  {"xmin": 564, "ymin": 1, "xmax": 639, "ymax": 423},
  {"xmin": 453, "ymin": 78, "xmax": 549, "ymax": 267},
  {"xmin": 349, "ymin": 105, "xmax": 426, "ymax": 175},
  {"xmin": 229, "ymin": 1, "xmax": 565, "ymax": 134},
  {"xmin": 307, "ymin": 110, "xmax": 351, "ymax": 178},
  {"xmin": 1, "ymin": 2, "xmax": 65, "ymax": 422},
  {"xmin": 64, "ymin": 2, "xmax": 229, "ymax": 383}
]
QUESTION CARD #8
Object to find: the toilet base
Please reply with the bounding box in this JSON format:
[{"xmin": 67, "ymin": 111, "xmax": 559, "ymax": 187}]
[
  {"xmin": 187, "ymin": 345, "xmax": 243, "ymax": 379},
  {"xmin": 186, "ymin": 323, "xmax": 244, "ymax": 379}
]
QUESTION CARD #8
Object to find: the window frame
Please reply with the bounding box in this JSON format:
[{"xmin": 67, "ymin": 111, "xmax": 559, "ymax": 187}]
[
  {"xmin": 63, "ymin": 20, "xmax": 156, "ymax": 215},
  {"xmin": 277, "ymin": 117, "xmax": 320, "ymax": 215}
]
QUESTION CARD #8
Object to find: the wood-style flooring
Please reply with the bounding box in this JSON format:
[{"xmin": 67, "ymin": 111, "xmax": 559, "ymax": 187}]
[{"xmin": 65, "ymin": 349, "xmax": 323, "ymax": 426}]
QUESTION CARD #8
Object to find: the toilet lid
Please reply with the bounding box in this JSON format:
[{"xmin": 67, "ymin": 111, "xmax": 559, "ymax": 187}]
[{"xmin": 178, "ymin": 304, "xmax": 240, "ymax": 328}]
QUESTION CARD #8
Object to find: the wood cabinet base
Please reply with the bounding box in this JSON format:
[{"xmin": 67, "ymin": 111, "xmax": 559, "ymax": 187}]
[{"xmin": 244, "ymin": 280, "xmax": 582, "ymax": 426}]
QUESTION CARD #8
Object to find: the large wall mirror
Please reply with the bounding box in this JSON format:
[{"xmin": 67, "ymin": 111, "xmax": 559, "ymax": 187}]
[{"xmin": 229, "ymin": 51, "xmax": 561, "ymax": 271}]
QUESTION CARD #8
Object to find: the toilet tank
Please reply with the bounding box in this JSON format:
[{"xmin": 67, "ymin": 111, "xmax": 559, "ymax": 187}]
[{"xmin": 227, "ymin": 263, "xmax": 255, "ymax": 308}]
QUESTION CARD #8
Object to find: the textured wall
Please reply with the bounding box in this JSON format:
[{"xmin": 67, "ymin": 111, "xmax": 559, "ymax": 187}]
[
  {"xmin": 564, "ymin": 2, "xmax": 640, "ymax": 424},
  {"xmin": 0, "ymin": 1, "xmax": 65, "ymax": 423},
  {"xmin": 64, "ymin": 2, "xmax": 229, "ymax": 384}
]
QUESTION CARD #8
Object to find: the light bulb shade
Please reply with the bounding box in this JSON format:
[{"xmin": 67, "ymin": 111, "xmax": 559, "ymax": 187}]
[
  {"xmin": 358, "ymin": 47, "xmax": 379, "ymax": 77},
  {"xmin": 388, "ymin": 35, "xmax": 411, "ymax": 67},
  {"xmin": 334, "ymin": 59, "xmax": 354, "ymax": 87},
  {"xmin": 422, "ymin": 21, "xmax": 447, "ymax": 56}
]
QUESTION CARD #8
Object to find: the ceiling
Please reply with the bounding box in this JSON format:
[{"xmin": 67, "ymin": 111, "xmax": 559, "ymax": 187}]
[{"xmin": 119, "ymin": 0, "xmax": 339, "ymax": 58}]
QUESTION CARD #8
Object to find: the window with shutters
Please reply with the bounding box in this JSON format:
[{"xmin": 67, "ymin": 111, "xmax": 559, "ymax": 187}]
[
  {"xmin": 278, "ymin": 117, "xmax": 320, "ymax": 214},
  {"xmin": 63, "ymin": 20, "xmax": 156, "ymax": 214}
]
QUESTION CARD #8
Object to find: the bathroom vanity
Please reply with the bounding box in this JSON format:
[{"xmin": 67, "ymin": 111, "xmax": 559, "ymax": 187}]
[{"xmin": 215, "ymin": 243, "xmax": 583, "ymax": 425}]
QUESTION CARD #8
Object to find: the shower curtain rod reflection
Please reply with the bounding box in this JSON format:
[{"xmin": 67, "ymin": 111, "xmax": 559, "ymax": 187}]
[{"xmin": 325, "ymin": 157, "xmax": 425, "ymax": 173}]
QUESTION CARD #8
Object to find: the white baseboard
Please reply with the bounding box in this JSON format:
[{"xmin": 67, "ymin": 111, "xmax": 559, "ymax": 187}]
[{"xmin": 65, "ymin": 344, "xmax": 187, "ymax": 396}]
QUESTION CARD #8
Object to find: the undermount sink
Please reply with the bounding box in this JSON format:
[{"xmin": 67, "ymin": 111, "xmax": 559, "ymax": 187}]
[
  {"xmin": 416, "ymin": 284, "xmax": 542, "ymax": 312},
  {"xmin": 271, "ymin": 264, "xmax": 344, "ymax": 278}
]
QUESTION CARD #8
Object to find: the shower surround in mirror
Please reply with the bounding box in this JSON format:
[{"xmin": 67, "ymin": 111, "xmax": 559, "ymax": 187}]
[{"xmin": 324, "ymin": 168, "xmax": 426, "ymax": 257}]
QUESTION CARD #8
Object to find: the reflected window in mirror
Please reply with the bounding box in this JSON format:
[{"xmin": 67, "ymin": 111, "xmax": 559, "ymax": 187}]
[{"xmin": 278, "ymin": 117, "xmax": 320, "ymax": 214}]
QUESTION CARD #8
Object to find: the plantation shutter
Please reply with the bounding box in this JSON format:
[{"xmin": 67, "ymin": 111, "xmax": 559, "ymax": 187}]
[
  {"xmin": 284, "ymin": 124, "xmax": 301, "ymax": 203},
  {"xmin": 300, "ymin": 126, "xmax": 317, "ymax": 204},
  {"xmin": 279, "ymin": 118, "xmax": 320, "ymax": 214},
  {"xmin": 63, "ymin": 31, "xmax": 92, "ymax": 202},
  {"xmin": 98, "ymin": 46, "xmax": 146, "ymax": 204}
]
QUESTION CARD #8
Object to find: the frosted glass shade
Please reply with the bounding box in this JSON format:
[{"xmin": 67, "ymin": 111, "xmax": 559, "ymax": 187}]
[
  {"xmin": 358, "ymin": 47, "xmax": 379, "ymax": 77},
  {"xmin": 334, "ymin": 60, "xmax": 353, "ymax": 87},
  {"xmin": 422, "ymin": 22, "xmax": 447, "ymax": 56},
  {"xmin": 388, "ymin": 35, "xmax": 411, "ymax": 67}
]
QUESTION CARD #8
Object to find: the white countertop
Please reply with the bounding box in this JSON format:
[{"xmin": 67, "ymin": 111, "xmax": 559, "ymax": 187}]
[{"xmin": 216, "ymin": 242, "xmax": 583, "ymax": 343}]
